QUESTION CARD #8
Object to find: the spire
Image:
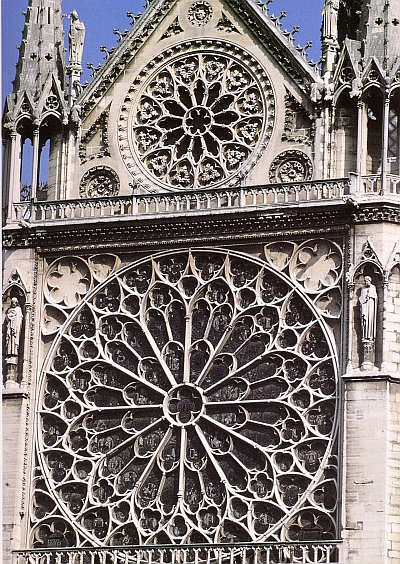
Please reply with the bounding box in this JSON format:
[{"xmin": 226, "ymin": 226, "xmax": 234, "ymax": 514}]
[
  {"xmin": 7, "ymin": 0, "xmax": 66, "ymax": 116},
  {"xmin": 336, "ymin": 0, "xmax": 400, "ymax": 73},
  {"xmin": 357, "ymin": 0, "xmax": 400, "ymax": 72}
]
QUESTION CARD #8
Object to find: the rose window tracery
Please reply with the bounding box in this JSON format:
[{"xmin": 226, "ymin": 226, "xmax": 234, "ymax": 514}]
[
  {"xmin": 121, "ymin": 47, "xmax": 274, "ymax": 190},
  {"xmin": 34, "ymin": 250, "xmax": 338, "ymax": 548}
]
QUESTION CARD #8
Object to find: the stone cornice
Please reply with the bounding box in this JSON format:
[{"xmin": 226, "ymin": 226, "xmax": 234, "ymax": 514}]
[
  {"xmin": 2, "ymin": 204, "xmax": 353, "ymax": 252},
  {"xmin": 342, "ymin": 373, "xmax": 400, "ymax": 385},
  {"xmin": 4, "ymin": 199, "xmax": 400, "ymax": 251}
]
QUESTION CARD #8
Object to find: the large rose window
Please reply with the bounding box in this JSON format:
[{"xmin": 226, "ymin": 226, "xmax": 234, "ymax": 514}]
[
  {"xmin": 119, "ymin": 46, "xmax": 275, "ymax": 190},
  {"xmin": 34, "ymin": 250, "xmax": 338, "ymax": 548}
]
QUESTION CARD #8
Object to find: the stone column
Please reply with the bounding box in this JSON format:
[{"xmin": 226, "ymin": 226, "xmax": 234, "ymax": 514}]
[
  {"xmin": 31, "ymin": 127, "xmax": 40, "ymax": 199},
  {"xmin": 381, "ymin": 93, "xmax": 390, "ymax": 195}
]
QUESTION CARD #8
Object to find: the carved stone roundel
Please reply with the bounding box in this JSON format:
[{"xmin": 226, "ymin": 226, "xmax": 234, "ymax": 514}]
[
  {"xmin": 35, "ymin": 249, "xmax": 338, "ymax": 547},
  {"xmin": 187, "ymin": 1, "xmax": 213, "ymax": 26},
  {"xmin": 269, "ymin": 150, "xmax": 313, "ymax": 184},
  {"xmin": 79, "ymin": 166, "xmax": 120, "ymax": 198},
  {"xmin": 119, "ymin": 44, "xmax": 275, "ymax": 190}
]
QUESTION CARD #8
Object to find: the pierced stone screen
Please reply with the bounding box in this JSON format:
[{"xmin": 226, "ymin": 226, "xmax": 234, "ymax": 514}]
[{"xmin": 34, "ymin": 249, "xmax": 339, "ymax": 547}]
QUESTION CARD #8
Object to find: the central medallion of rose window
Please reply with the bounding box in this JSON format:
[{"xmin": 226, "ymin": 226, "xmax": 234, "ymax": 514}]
[
  {"xmin": 35, "ymin": 250, "xmax": 338, "ymax": 548},
  {"xmin": 166, "ymin": 385, "xmax": 204, "ymax": 425},
  {"xmin": 123, "ymin": 49, "xmax": 274, "ymax": 189}
]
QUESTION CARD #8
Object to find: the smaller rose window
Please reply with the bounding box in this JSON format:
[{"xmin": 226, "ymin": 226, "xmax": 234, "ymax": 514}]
[{"xmin": 128, "ymin": 51, "xmax": 273, "ymax": 189}]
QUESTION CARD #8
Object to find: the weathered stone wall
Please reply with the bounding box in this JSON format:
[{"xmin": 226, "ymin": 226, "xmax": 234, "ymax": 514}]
[
  {"xmin": 2, "ymin": 393, "xmax": 29, "ymax": 562},
  {"xmin": 341, "ymin": 377, "xmax": 400, "ymax": 564}
]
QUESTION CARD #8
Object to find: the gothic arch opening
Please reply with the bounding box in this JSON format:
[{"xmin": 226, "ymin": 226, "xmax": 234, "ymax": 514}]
[
  {"xmin": 388, "ymin": 89, "xmax": 400, "ymax": 175},
  {"xmin": 39, "ymin": 115, "xmax": 63, "ymax": 200},
  {"xmin": 334, "ymin": 91, "xmax": 357, "ymax": 177},
  {"xmin": 365, "ymin": 86, "xmax": 383, "ymax": 175},
  {"xmin": 17, "ymin": 118, "xmax": 34, "ymax": 201}
]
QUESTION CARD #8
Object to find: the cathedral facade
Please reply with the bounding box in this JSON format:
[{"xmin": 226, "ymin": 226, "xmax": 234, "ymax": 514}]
[{"xmin": 2, "ymin": 1, "xmax": 400, "ymax": 563}]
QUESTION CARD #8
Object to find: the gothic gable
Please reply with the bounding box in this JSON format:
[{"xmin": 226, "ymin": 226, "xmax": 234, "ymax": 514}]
[
  {"xmin": 74, "ymin": 0, "xmax": 321, "ymax": 197},
  {"xmin": 79, "ymin": 0, "xmax": 320, "ymax": 119}
]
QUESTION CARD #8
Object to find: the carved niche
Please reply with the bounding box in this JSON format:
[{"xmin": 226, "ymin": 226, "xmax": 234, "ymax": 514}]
[
  {"xmin": 269, "ymin": 150, "xmax": 313, "ymax": 183},
  {"xmin": 79, "ymin": 166, "xmax": 120, "ymax": 198},
  {"xmin": 118, "ymin": 41, "xmax": 275, "ymax": 190}
]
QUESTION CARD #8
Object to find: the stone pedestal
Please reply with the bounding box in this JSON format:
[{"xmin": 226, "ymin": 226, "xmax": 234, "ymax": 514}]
[
  {"xmin": 4, "ymin": 356, "xmax": 19, "ymax": 388},
  {"xmin": 361, "ymin": 339, "xmax": 375, "ymax": 371}
]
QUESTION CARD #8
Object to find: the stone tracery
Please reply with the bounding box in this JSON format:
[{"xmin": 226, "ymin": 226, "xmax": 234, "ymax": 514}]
[
  {"xmin": 34, "ymin": 249, "xmax": 339, "ymax": 548},
  {"xmin": 120, "ymin": 46, "xmax": 274, "ymax": 190}
]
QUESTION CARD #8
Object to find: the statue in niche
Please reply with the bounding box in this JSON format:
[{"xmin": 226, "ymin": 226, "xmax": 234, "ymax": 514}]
[
  {"xmin": 5, "ymin": 297, "xmax": 23, "ymax": 356},
  {"xmin": 4, "ymin": 297, "xmax": 24, "ymax": 385},
  {"xmin": 359, "ymin": 276, "xmax": 377, "ymax": 368},
  {"xmin": 322, "ymin": 0, "xmax": 339, "ymax": 40},
  {"xmin": 69, "ymin": 11, "xmax": 86, "ymax": 66},
  {"xmin": 359, "ymin": 276, "xmax": 377, "ymax": 340}
]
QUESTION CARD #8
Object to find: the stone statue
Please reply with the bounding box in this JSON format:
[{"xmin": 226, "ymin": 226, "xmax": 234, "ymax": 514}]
[
  {"xmin": 322, "ymin": 0, "xmax": 339, "ymax": 40},
  {"xmin": 69, "ymin": 11, "xmax": 86, "ymax": 66},
  {"xmin": 5, "ymin": 297, "xmax": 24, "ymax": 357},
  {"xmin": 359, "ymin": 276, "xmax": 377, "ymax": 341},
  {"xmin": 350, "ymin": 77, "xmax": 363, "ymax": 99}
]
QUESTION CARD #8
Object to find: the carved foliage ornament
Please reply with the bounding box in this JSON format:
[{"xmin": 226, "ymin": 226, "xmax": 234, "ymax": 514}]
[
  {"xmin": 269, "ymin": 151, "xmax": 313, "ymax": 183},
  {"xmin": 34, "ymin": 249, "xmax": 338, "ymax": 547},
  {"xmin": 79, "ymin": 167, "xmax": 120, "ymax": 198},
  {"xmin": 119, "ymin": 43, "xmax": 275, "ymax": 190}
]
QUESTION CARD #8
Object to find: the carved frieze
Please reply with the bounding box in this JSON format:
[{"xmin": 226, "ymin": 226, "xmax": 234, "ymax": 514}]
[
  {"xmin": 269, "ymin": 150, "xmax": 313, "ymax": 183},
  {"xmin": 79, "ymin": 166, "xmax": 120, "ymax": 198}
]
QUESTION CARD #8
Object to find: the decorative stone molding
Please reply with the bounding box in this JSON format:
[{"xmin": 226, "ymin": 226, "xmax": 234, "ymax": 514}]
[
  {"xmin": 282, "ymin": 91, "xmax": 313, "ymax": 145},
  {"xmin": 80, "ymin": 0, "xmax": 176, "ymax": 118},
  {"xmin": 118, "ymin": 41, "xmax": 275, "ymax": 191},
  {"xmin": 79, "ymin": 0, "xmax": 320, "ymax": 119},
  {"xmin": 160, "ymin": 17, "xmax": 184, "ymax": 40},
  {"xmin": 269, "ymin": 151, "xmax": 313, "ymax": 183},
  {"xmin": 79, "ymin": 107, "xmax": 110, "ymax": 164},
  {"xmin": 79, "ymin": 166, "xmax": 120, "ymax": 198},
  {"xmin": 216, "ymin": 13, "xmax": 239, "ymax": 33}
]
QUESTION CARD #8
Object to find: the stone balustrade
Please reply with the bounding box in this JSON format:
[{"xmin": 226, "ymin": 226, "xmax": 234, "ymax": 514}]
[
  {"xmin": 13, "ymin": 542, "xmax": 342, "ymax": 564},
  {"xmin": 350, "ymin": 173, "xmax": 400, "ymax": 196},
  {"xmin": 11, "ymin": 179, "xmax": 350, "ymax": 225}
]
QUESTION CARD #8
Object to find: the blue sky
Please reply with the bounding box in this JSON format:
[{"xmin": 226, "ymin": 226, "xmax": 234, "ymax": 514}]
[{"xmin": 2, "ymin": 0, "xmax": 324, "ymax": 101}]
